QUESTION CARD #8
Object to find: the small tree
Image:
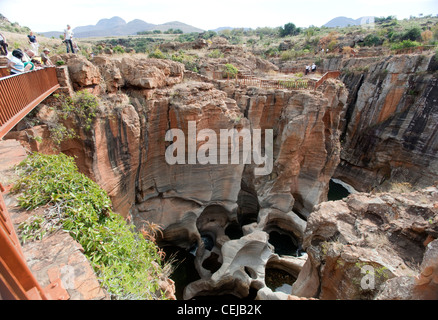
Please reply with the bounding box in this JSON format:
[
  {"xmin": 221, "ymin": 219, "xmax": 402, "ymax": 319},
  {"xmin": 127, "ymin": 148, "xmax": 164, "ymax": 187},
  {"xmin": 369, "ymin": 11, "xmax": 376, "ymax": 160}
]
[
  {"xmin": 363, "ymin": 34, "xmax": 382, "ymax": 47},
  {"xmin": 223, "ymin": 63, "xmax": 239, "ymax": 79},
  {"xmin": 279, "ymin": 23, "xmax": 301, "ymax": 37},
  {"xmin": 401, "ymin": 27, "xmax": 422, "ymax": 41}
]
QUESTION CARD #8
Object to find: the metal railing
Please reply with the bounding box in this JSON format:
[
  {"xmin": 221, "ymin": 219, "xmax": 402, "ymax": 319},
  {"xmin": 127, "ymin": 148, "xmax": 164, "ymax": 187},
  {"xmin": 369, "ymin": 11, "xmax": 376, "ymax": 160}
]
[
  {"xmin": 0, "ymin": 183, "xmax": 48, "ymax": 300},
  {"xmin": 0, "ymin": 67, "xmax": 60, "ymax": 139},
  {"xmin": 314, "ymin": 71, "xmax": 342, "ymax": 90},
  {"xmin": 0, "ymin": 67, "xmax": 66, "ymax": 299},
  {"xmin": 280, "ymin": 67, "xmax": 330, "ymax": 74},
  {"xmin": 236, "ymin": 74, "xmax": 316, "ymax": 90},
  {"xmin": 210, "ymin": 70, "xmax": 340, "ymax": 91},
  {"xmin": 393, "ymin": 45, "xmax": 436, "ymax": 55}
]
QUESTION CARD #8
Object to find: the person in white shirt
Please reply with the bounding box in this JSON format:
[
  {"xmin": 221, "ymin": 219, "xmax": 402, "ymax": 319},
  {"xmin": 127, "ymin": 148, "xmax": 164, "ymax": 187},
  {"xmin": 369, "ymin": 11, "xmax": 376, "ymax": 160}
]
[
  {"xmin": 63, "ymin": 25, "xmax": 75, "ymax": 53},
  {"xmin": 7, "ymin": 49, "xmax": 25, "ymax": 75},
  {"xmin": 311, "ymin": 63, "xmax": 316, "ymax": 73},
  {"xmin": 305, "ymin": 65, "xmax": 310, "ymax": 75}
]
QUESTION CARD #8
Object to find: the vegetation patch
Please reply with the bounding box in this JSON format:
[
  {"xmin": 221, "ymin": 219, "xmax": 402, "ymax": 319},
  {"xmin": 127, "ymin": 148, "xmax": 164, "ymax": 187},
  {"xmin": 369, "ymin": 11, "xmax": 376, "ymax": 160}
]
[{"xmin": 14, "ymin": 153, "xmax": 170, "ymax": 300}]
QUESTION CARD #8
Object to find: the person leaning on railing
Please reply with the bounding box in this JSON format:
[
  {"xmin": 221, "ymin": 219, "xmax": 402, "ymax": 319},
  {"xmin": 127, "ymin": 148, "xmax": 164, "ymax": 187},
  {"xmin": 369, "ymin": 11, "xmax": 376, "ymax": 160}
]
[
  {"xmin": 41, "ymin": 48, "xmax": 54, "ymax": 66},
  {"xmin": 7, "ymin": 49, "xmax": 25, "ymax": 75}
]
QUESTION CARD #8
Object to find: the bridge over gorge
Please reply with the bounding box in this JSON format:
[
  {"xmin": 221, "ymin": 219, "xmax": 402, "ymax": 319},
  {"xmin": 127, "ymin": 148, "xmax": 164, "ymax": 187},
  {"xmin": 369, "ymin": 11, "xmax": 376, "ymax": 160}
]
[{"xmin": 0, "ymin": 67, "xmax": 60, "ymax": 139}]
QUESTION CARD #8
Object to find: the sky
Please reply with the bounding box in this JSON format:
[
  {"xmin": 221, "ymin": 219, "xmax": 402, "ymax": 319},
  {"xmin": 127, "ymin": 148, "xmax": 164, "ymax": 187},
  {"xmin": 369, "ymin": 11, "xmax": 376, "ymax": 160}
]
[{"xmin": 0, "ymin": 0, "xmax": 437, "ymax": 32}]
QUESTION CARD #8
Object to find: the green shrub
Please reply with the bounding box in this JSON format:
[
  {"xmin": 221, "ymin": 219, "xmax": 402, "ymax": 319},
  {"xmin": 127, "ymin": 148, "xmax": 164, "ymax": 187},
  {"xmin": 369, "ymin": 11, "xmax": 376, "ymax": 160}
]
[
  {"xmin": 149, "ymin": 48, "xmax": 166, "ymax": 59},
  {"xmin": 59, "ymin": 90, "xmax": 99, "ymax": 131},
  {"xmin": 391, "ymin": 40, "xmax": 421, "ymax": 50},
  {"xmin": 401, "ymin": 27, "xmax": 422, "ymax": 42},
  {"xmin": 113, "ymin": 45, "xmax": 125, "ymax": 54},
  {"xmin": 363, "ymin": 34, "xmax": 383, "ymax": 47},
  {"xmin": 264, "ymin": 47, "xmax": 279, "ymax": 57},
  {"xmin": 207, "ymin": 49, "xmax": 224, "ymax": 58},
  {"xmin": 280, "ymin": 50, "xmax": 294, "ymax": 61},
  {"xmin": 14, "ymin": 153, "xmax": 169, "ymax": 300},
  {"xmin": 223, "ymin": 63, "xmax": 239, "ymax": 78},
  {"xmin": 48, "ymin": 122, "xmax": 77, "ymax": 146}
]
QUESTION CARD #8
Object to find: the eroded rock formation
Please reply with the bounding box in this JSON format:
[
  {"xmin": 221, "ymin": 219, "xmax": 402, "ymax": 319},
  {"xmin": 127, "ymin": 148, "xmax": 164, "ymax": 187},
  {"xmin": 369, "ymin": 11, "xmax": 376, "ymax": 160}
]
[
  {"xmin": 11, "ymin": 53, "xmax": 348, "ymax": 299},
  {"xmin": 292, "ymin": 186, "xmax": 438, "ymax": 300},
  {"xmin": 328, "ymin": 53, "xmax": 438, "ymax": 191},
  {"xmin": 8, "ymin": 50, "xmax": 436, "ymax": 300}
]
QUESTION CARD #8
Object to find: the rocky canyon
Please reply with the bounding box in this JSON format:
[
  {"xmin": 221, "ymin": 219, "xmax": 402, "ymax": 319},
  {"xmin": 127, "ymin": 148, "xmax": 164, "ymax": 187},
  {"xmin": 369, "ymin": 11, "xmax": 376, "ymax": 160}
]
[{"xmin": 5, "ymin": 43, "xmax": 438, "ymax": 300}]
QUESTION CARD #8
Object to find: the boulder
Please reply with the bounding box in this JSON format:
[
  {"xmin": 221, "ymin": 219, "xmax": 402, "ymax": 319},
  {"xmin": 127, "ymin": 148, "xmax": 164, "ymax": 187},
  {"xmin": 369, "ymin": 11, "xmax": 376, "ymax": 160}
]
[{"xmin": 292, "ymin": 187, "xmax": 438, "ymax": 299}]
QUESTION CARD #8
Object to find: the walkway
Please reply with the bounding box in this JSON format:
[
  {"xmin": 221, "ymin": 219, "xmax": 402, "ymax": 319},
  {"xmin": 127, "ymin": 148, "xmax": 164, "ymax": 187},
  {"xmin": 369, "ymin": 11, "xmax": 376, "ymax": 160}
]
[
  {"xmin": 0, "ymin": 67, "xmax": 59, "ymax": 139},
  {"xmin": 211, "ymin": 70, "xmax": 341, "ymax": 91},
  {"xmin": 0, "ymin": 67, "xmax": 66, "ymax": 300}
]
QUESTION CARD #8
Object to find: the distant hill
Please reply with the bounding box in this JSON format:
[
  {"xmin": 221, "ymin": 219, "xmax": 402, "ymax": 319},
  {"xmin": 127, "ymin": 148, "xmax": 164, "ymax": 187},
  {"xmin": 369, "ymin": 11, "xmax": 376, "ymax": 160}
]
[
  {"xmin": 40, "ymin": 16, "xmax": 204, "ymax": 38},
  {"xmin": 323, "ymin": 16, "xmax": 375, "ymax": 28},
  {"xmin": 149, "ymin": 21, "xmax": 204, "ymax": 33}
]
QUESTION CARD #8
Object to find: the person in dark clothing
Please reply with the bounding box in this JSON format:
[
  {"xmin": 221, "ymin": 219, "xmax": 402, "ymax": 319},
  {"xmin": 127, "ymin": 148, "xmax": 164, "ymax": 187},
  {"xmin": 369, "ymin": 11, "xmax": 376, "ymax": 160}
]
[
  {"xmin": 27, "ymin": 31, "xmax": 39, "ymax": 55},
  {"xmin": 0, "ymin": 31, "xmax": 8, "ymax": 55}
]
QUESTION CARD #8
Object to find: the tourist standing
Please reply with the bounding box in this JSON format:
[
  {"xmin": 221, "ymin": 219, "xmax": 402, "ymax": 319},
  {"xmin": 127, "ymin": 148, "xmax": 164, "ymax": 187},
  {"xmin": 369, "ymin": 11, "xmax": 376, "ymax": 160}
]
[
  {"xmin": 311, "ymin": 63, "xmax": 316, "ymax": 73},
  {"xmin": 27, "ymin": 31, "xmax": 39, "ymax": 55},
  {"xmin": 64, "ymin": 25, "xmax": 75, "ymax": 54}
]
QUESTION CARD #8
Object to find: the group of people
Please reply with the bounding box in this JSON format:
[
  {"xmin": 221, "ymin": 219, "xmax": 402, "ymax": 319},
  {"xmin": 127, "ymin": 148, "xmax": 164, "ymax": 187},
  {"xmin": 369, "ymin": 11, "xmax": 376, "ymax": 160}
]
[
  {"xmin": 1, "ymin": 24, "xmax": 77, "ymax": 76},
  {"xmin": 305, "ymin": 63, "xmax": 317, "ymax": 75},
  {"xmin": 6, "ymin": 45, "xmax": 54, "ymax": 76}
]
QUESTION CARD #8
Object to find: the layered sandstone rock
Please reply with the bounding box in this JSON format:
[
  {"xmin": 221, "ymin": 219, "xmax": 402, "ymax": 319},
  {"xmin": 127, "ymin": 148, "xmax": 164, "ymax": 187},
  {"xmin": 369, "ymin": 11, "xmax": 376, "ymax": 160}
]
[
  {"xmin": 15, "ymin": 53, "xmax": 348, "ymax": 299},
  {"xmin": 230, "ymin": 79, "xmax": 349, "ymax": 218},
  {"xmin": 331, "ymin": 53, "xmax": 438, "ymax": 191},
  {"xmin": 292, "ymin": 186, "xmax": 438, "ymax": 300}
]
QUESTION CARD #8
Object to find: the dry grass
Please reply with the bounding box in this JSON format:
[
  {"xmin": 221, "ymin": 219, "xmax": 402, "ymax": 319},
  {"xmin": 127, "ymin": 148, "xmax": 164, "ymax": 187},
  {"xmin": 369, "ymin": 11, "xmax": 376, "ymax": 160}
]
[
  {"xmin": 389, "ymin": 182, "xmax": 413, "ymax": 194},
  {"xmin": 3, "ymin": 31, "xmax": 62, "ymax": 53}
]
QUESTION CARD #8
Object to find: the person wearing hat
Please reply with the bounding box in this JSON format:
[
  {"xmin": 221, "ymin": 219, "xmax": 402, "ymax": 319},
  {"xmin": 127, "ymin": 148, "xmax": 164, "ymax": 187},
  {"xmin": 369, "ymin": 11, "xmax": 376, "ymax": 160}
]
[{"xmin": 41, "ymin": 48, "xmax": 54, "ymax": 66}]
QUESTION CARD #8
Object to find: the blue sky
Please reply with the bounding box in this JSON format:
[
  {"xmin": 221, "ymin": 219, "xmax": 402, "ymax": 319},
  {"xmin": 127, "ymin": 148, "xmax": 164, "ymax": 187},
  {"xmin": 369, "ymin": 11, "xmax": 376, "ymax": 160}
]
[{"xmin": 1, "ymin": 0, "xmax": 437, "ymax": 32}]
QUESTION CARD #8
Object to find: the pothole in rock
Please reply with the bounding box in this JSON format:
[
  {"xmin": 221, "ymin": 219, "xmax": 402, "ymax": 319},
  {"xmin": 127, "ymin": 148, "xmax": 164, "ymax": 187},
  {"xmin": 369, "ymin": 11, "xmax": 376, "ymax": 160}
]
[
  {"xmin": 202, "ymin": 252, "xmax": 222, "ymax": 273},
  {"xmin": 225, "ymin": 222, "xmax": 244, "ymax": 240},
  {"xmin": 328, "ymin": 179, "xmax": 352, "ymax": 201},
  {"xmin": 267, "ymin": 231, "xmax": 304, "ymax": 257},
  {"xmin": 265, "ymin": 268, "xmax": 297, "ymax": 294},
  {"xmin": 162, "ymin": 246, "xmax": 201, "ymax": 300}
]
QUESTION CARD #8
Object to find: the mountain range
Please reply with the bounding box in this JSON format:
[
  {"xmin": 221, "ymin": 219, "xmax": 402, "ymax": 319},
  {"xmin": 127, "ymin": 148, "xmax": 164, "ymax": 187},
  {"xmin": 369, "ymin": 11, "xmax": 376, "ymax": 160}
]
[
  {"xmin": 41, "ymin": 16, "xmax": 204, "ymax": 38},
  {"xmin": 322, "ymin": 16, "xmax": 375, "ymax": 28},
  {"xmin": 39, "ymin": 15, "xmax": 376, "ymax": 39}
]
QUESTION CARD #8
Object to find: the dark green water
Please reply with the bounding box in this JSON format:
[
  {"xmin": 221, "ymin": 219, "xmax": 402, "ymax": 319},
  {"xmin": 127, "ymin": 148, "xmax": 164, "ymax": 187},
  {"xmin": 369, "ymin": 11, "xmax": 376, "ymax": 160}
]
[
  {"xmin": 163, "ymin": 246, "xmax": 200, "ymax": 300},
  {"xmin": 327, "ymin": 179, "xmax": 351, "ymax": 201},
  {"xmin": 267, "ymin": 231, "xmax": 301, "ymax": 256}
]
